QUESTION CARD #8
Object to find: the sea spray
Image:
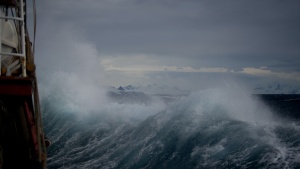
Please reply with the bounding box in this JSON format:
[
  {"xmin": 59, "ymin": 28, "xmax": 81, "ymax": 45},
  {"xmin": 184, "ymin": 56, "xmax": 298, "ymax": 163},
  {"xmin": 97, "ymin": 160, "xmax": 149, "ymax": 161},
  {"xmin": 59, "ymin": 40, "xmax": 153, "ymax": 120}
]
[{"xmin": 41, "ymin": 82, "xmax": 300, "ymax": 169}]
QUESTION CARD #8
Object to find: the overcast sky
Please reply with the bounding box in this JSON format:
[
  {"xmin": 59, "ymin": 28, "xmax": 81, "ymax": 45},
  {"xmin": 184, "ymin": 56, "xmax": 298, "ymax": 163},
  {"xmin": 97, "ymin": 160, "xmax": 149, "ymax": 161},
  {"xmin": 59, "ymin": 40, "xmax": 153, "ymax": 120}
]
[{"xmin": 31, "ymin": 0, "xmax": 300, "ymax": 91}]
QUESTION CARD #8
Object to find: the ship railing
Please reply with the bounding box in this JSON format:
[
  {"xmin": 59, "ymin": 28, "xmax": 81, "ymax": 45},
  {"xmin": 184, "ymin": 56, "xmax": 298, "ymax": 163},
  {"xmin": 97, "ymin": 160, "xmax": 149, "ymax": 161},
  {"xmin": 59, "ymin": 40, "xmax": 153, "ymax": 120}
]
[{"xmin": 0, "ymin": 0, "xmax": 27, "ymax": 77}]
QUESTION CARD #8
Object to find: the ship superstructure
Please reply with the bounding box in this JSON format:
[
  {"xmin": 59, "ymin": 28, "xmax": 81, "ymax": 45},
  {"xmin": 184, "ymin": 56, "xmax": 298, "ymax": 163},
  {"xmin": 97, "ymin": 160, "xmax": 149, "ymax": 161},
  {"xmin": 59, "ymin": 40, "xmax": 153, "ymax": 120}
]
[{"xmin": 0, "ymin": 0, "xmax": 47, "ymax": 168}]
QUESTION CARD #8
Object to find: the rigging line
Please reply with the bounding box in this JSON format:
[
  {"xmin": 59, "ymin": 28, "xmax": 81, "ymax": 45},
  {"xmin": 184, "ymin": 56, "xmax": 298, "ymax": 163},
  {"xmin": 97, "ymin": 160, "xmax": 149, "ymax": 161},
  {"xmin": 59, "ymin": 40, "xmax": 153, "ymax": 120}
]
[{"xmin": 32, "ymin": 0, "xmax": 36, "ymax": 56}]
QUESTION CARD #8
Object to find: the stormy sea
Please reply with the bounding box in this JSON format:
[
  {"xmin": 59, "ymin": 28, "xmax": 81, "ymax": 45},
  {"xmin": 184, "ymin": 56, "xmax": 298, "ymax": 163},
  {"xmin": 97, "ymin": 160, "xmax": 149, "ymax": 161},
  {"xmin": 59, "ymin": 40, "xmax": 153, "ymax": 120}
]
[{"xmin": 41, "ymin": 83, "xmax": 300, "ymax": 169}]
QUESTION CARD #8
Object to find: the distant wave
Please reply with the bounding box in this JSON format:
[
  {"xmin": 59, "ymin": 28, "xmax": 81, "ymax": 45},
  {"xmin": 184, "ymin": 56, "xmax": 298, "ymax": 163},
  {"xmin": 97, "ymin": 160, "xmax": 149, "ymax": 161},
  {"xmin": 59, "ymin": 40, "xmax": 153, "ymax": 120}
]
[{"xmin": 42, "ymin": 85, "xmax": 300, "ymax": 169}]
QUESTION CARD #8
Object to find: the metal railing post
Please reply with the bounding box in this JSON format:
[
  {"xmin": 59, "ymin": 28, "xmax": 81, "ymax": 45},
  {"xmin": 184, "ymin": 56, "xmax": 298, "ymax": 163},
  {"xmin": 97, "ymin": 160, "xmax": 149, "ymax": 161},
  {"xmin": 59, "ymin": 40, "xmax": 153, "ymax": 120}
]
[{"xmin": 20, "ymin": 0, "xmax": 27, "ymax": 77}]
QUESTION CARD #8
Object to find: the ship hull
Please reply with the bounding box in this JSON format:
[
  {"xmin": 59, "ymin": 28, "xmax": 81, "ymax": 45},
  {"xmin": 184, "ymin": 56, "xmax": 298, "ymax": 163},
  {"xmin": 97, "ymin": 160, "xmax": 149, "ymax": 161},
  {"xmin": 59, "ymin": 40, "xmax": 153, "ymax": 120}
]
[{"xmin": 0, "ymin": 76, "xmax": 46, "ymax": 169}]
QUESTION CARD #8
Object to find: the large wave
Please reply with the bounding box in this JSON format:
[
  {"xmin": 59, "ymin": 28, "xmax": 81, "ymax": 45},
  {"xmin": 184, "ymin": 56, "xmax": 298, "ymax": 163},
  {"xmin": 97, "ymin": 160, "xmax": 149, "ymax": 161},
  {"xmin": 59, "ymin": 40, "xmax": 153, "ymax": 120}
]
[{"xmin": 41, "ymin": 79, "xmax": 300, "ymax": 169}]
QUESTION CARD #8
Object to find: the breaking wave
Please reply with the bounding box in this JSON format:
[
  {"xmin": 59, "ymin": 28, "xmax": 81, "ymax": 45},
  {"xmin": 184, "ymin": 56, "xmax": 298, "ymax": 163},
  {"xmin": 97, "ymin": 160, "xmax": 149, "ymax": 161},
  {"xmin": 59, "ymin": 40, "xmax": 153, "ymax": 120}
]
[{"xmin": 41, "ymin": 81, "xmax": 300, "ymax": 169}]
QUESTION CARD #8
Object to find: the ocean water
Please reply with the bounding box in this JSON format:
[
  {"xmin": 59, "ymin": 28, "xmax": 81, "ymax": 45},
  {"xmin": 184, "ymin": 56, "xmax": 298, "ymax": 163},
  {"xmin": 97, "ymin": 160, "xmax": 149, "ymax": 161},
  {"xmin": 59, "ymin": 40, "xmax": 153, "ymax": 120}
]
[{"xmin": 42, "ymin": 86, "xmax": 300, "ymax": 169}]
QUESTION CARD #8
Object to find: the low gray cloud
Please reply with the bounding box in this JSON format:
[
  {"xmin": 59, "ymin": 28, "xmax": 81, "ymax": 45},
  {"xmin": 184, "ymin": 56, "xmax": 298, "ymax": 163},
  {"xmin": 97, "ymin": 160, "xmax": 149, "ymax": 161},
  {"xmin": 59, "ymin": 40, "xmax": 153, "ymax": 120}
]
[{"xmin": 34, "ymin": 0, "xmax": 300, "ymax": 91}]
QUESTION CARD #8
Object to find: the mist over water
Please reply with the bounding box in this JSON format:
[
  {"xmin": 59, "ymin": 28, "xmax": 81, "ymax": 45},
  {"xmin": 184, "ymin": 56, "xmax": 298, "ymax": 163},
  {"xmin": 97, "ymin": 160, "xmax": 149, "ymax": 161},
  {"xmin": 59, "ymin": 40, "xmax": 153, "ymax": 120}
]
[
  {"xmin": 35, "ymin": 22, "xmax": 300, "ymax": 169},
  {"xmin": 40, "ymin": 73, "xmax": 300, "ymax": 168}
]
